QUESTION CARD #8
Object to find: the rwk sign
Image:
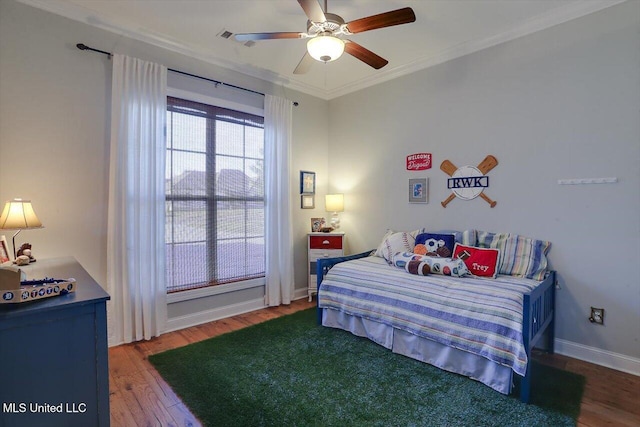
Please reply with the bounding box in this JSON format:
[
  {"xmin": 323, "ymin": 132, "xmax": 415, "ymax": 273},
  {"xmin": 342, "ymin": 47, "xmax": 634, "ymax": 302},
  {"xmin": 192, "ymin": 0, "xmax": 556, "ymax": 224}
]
[
  {"xmin": 440, "ymin": 155, "xmax": 499, "ymax": 208},
  {"xmin": 448, "ymin": 176, "xmax": 489, "ymax": 189}
]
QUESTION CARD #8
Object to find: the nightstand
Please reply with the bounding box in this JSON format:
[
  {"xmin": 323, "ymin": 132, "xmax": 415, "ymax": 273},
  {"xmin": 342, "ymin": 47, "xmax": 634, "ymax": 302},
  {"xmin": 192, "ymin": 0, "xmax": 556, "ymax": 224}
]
[{"xmin": 308, "ymin": 231, "xmax": 345, "ymax": 301}]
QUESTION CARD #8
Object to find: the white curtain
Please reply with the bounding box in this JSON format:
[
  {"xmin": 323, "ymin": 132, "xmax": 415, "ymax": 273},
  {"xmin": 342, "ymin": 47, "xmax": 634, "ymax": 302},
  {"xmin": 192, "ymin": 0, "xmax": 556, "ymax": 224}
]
[
  {"xmin": 264, "ymin": 95, "xmax": 294, "ymax": 306},
  {"xmin": 107, "ymin": 54, "xmax": 167, "ymax": 344}
]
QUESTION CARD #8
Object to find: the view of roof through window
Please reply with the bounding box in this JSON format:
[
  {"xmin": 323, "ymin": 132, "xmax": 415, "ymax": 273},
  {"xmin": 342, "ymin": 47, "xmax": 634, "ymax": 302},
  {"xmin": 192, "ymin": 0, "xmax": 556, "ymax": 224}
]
[{"xmin": 165, "ymin": 97, "xmax": 265, "ymax": 292}]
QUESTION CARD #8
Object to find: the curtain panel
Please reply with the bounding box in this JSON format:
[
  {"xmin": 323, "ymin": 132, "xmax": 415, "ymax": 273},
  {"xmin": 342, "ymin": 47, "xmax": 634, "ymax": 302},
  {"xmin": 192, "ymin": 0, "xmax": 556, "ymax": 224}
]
[
  {"xmin": 107, "ymin": 54, "xmax": 167, "ymax": 345},
  {"xmin": 264, "ymin": 95, "xmax": 294, "ymax": 306}
]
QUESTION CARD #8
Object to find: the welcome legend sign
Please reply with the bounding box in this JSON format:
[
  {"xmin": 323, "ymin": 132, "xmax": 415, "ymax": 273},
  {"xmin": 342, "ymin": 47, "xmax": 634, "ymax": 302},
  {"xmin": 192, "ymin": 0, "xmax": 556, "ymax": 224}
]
[{"xmin": 406, "ymin": 153, "xmax": 432, "ymax": 171}]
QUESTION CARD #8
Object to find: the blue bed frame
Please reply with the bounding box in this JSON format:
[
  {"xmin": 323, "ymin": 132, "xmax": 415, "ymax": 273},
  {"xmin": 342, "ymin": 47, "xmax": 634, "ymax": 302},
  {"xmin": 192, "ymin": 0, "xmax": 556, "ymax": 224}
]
[{"xmin": 316, "ymin": 250, "xmax": 556, "ymax": 404}]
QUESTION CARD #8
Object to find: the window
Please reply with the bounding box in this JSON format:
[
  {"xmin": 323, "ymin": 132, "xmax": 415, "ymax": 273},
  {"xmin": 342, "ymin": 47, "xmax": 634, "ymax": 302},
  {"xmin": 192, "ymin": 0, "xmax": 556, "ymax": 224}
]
[{"xmin": 165, "ymin": 96, "xmax": 265, "ymax": 293}]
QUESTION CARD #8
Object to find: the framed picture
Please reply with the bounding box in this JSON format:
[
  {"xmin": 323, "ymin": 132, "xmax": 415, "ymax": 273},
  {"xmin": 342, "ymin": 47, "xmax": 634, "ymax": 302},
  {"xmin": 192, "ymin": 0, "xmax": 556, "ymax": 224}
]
[
  {"xmin": 409, "ymin": 178, "xmax": 428, "ymax": 203},
  {"xmin": 311, "ymin": 218, "xmax": 325, "ymax": 232},
  {"xmin": 0, "ymin": 235, "xmax": 10, "ymax": 263},
  {"xmin": 301, "ymin": 194, "xmax": 315, "ymax": 209},
  {"xmin": 300, "ymin": 170, "xmax": 316, "ymax": 194}
]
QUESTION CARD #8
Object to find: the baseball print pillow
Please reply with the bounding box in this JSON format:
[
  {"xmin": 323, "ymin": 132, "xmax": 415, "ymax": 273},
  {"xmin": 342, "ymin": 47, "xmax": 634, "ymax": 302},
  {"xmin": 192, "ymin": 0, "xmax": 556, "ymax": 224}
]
[
  {"xmin": 414, "ymin": 233, "xmax": 456, "ymax": 257},
  {"xmin": 379, "ymin": 232, "xmax": 415, "ymax": 265},
  {"xmin": 393, "ymin": 252, "xmax": 469, "ymax": 277}
]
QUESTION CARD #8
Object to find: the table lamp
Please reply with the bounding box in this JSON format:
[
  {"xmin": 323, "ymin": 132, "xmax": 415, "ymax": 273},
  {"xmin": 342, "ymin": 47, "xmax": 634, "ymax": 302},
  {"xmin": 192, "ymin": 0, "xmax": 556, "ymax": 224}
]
[
  {"xmin": 0, "ymin": 198, "xmax": 43, "ymax": 259},
  {"xmin": 325, "ymin": 194, "xmax": 344, "ymax": 230}
]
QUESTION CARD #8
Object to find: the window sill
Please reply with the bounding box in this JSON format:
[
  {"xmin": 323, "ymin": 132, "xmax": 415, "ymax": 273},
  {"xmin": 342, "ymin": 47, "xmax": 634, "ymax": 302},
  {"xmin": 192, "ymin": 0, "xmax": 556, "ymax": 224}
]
[{"xmin": 166, "ymin": 277, "xmax": 266, "ymax": 304}]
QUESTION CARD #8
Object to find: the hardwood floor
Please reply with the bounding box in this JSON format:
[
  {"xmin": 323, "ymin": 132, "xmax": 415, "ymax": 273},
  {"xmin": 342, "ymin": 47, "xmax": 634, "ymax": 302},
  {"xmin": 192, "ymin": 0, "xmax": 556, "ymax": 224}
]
[{"xmin": 109, "ymin": 299, "xmax": 640, "ymax": 426}]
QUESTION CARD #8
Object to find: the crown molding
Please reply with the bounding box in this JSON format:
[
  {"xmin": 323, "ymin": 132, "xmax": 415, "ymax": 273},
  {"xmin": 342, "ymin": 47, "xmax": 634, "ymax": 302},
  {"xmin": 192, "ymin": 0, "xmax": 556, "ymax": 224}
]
[
  {"xmin": 15, "ymin": 0, "xmax": 331, "ymax": 99},
  {"xmin": 17, "ymin": 0, "xmax": 627, "ymax": 101},
  {"xmin": 325, "ymin": 0, "xmax": 628, "ymax": 99}
]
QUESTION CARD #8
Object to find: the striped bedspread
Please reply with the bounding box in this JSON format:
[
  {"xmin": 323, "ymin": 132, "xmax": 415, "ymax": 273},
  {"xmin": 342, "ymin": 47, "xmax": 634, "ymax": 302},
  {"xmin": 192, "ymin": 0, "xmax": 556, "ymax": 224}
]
[{"xmin": 318, "ymin": 256, "xmax": 544, "ymax": 376}]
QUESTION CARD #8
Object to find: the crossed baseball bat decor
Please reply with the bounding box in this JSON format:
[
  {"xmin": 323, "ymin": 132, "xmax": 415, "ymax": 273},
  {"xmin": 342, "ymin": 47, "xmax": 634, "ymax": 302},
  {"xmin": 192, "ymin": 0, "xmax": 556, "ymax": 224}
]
[{"xmin": 440, "ymin": 155, "xmax": 498, "ymax": 208}]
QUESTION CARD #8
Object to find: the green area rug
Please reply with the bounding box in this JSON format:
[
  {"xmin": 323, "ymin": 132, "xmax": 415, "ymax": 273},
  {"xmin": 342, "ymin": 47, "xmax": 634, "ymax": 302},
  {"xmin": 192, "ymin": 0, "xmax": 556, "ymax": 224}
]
[{"xmin": 149, "ymin": 309, "xmax": 584, "ymax": 427}]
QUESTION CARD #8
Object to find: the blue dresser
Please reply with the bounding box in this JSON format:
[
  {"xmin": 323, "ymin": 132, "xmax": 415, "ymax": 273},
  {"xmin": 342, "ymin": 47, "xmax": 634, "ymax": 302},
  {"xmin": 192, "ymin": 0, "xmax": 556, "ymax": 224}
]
[{"xmin": 0, "ymin": 257, "xmax": 110, "ymax": 427}]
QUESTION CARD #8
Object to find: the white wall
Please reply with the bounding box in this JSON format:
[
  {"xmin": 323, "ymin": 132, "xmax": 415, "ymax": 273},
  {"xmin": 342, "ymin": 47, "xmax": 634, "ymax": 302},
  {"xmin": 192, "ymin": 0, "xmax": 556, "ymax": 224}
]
[
  {"xmin": 2, "ymin": 0, "xmax": 638, "ymax": 372},
  {"xmin": 328, "ymin": 1, "xmax": 640, "ymax": 369},
  {"xmin": 0, "ymin": 0, "xmax": 329, "ymax": 325}
]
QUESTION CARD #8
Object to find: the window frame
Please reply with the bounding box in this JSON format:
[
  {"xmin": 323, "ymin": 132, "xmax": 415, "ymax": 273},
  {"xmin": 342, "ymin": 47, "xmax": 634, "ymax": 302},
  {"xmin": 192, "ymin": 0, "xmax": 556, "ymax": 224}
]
[{"xmin": 165, "ymin": 88, "xmax": 266, "ymax": 302}]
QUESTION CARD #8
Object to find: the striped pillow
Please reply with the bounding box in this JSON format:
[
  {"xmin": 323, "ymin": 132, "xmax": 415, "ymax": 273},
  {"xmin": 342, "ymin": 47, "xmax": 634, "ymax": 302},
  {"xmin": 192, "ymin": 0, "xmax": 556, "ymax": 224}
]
[
  {"xmin": 477, "ymin": 231, "xmax": 551, "ymax": 280},
  {"xmin": 456, "ymin": 229, "xmax": 477, "ymax": 246},
  {"xmin": 477, "ymin": 231, "xmax": 509, "ymax": 273}
]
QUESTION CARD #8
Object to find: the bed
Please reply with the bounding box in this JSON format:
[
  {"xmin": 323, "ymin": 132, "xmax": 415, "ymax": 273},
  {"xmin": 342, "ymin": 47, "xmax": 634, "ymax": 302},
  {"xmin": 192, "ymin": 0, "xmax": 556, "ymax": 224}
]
[{"xmin": 316, "ymin": 241, "xmax": 555, "ymax": 404}]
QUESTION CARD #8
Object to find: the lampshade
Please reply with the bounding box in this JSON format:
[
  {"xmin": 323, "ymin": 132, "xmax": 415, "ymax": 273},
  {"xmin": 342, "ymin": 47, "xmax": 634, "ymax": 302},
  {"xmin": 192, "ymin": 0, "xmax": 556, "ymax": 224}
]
[
  {"xmin": 0, "ymin": 199, "xmax": 43, "ymax": 230},
  {"xmin": 307, "ymin": 35, "xmax": 345, "ymax": 62},
  {"xmin": 325, "ymin": 194, "xmax": 344, "ymax": 212}
]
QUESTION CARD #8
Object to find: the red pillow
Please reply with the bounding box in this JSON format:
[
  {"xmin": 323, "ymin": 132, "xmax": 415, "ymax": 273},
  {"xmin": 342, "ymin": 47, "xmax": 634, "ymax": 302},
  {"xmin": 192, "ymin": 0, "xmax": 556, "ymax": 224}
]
[{"xmin": 453, "ymin": 243, "xmax": 500, "ymax": 278}]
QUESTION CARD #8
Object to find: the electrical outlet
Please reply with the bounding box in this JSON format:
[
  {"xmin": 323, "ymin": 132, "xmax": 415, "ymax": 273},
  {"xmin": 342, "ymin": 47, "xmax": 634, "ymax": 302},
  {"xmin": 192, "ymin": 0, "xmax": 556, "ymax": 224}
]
[{"xmin": 589, "ymin": 307, "xmax": 604, "ymax": 325}]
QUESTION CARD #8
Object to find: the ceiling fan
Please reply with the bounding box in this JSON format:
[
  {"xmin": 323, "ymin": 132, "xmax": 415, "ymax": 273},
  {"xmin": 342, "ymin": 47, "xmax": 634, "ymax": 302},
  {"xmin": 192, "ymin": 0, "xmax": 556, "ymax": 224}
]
[{"xmin": 234, "ymin": 0, "xmax": 416, "ymax": 74}]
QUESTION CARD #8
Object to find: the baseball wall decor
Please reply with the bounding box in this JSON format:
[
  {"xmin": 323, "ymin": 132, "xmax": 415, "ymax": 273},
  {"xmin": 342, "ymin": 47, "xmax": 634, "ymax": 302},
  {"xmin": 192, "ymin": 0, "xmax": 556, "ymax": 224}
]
[
  {"xmin": 409, "ymin": 178, "xmax": 428, "ymax": 203},
  {"xmin": 440, "ymin": 155, "xmax": 498, "ymax": 208}
]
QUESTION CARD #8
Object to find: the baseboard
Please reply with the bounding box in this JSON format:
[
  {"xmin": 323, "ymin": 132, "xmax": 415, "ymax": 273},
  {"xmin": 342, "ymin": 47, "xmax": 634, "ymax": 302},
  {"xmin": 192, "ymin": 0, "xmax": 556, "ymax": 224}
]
[
  {"xmin": 165, "ymin": 298, "xmax": 266, "ymax": 333},
  {"xmin": 555, "ymin": 338, "xmax": 640, "ymax": 376},
  {"xmin": 165, "ymin": 290, "xmax": 312, "ymax": 334},
  {"xmin": 125, "ymin": 301, "xmax": 640, "ymax": 377},
  {"xmin": 293, "ymin": 287, "xmax": 310, "ymax": 301}
]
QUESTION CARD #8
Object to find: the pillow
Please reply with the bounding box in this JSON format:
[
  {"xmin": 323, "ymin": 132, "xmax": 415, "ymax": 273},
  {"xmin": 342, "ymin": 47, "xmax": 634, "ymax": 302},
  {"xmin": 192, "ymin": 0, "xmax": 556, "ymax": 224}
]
[
  {"xmin": 405, "ymin": 260, "xmax": 431, "ymax": 276},
  {"xmin": 476, "ymin": 231, "xmax": 551, "ymax": 280},
  {"xmin": 374, "ymin": 228, "xmax": 424, "ymax": 258},
  {"xmin": 393, "ymin": 252, "xmax": 468, "ymax": 277},
  {"xmin": 374, "ymin": 229, "xmax": 395, "ymax": 258},
  {"xmin": 453, "ymin": 243, "xmax": 500, "ymax": 278},
  {"xmin": 436, "ymin": 229, "xmax": 477, "ymax": 246},
  {"xmin": 500, "ymin": 235, "xmax": 551, "ymax": 281},
  {"xmin": 408, "ymin": 228, "xmax": 427, "ymax": 238},
  {"xmin": 476, "ymin": 230, "xmax": 509, "ymax": 271},
  {"xmin": 378, "ymin": 232, "xmax": 415, "ymax": 264},
  {"xmin": 459, "ymin": 229, "xmax": 477, "ymax": 246},
  {"xmin": 414, "ymin": 233, "xmax": 455, "ymax": 257}
]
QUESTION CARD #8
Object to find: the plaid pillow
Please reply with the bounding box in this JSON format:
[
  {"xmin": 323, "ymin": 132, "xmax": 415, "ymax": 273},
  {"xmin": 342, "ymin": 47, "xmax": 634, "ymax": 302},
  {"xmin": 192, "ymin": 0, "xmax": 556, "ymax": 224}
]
[{"xmin": 477, "ymin": 231, "xmax": 551, "ymax": 280}]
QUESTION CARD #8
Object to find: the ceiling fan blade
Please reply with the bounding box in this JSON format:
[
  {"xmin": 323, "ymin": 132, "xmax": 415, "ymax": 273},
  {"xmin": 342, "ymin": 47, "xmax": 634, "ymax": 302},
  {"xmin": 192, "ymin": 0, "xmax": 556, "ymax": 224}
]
[
  {"xmin": 293, "ymin": 52, "xmax": 314, "ymax": 74},
  {"xmin": 346, "ymin": 7, "xmax": 416, "ymax": 34},
  {"xmin": 234, "ymin": 32, "xmax": 304, "ymax": 41},
  {"xmin": 297, "ymin": 0, "xmax": 326, "ymax": 23},
  {"xmin": 344, "ymin": 40, "xmax": 388, "ymax": 69}
]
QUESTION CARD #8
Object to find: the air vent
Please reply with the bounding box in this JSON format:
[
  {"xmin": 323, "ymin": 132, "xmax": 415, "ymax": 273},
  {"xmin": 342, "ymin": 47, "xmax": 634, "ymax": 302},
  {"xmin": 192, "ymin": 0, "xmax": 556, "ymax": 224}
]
[
  {"xmin": 218, "ymin": 30, "xmax": 233, "ymax": 39},
  {"xmin": 216, "ymin": 29, "xmax": 254, "ymax": 47}
]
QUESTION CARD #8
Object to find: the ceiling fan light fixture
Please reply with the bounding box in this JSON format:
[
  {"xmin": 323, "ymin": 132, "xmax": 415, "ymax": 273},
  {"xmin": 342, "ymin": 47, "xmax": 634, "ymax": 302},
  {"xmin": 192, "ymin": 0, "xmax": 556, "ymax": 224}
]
[{"xmin": 307, "ymin": 34, "xmax": 345, "ymax": 62}]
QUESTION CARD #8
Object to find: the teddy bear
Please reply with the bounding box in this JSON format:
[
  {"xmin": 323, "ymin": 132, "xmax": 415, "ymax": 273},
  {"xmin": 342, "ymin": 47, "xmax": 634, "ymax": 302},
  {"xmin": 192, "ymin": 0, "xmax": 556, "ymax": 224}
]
[{"xmin": 16, "ymin": 243, "xmax": 36, "ymax": 263}]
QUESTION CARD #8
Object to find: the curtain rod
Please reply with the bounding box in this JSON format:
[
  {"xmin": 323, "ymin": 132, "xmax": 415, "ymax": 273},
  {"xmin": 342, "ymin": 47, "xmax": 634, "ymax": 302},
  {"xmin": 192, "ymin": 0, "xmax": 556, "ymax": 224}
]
[{"xmin": 76, "ymin": 43, "xmax": 299, "ymax": 106}]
